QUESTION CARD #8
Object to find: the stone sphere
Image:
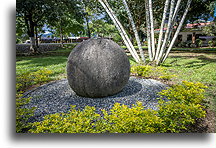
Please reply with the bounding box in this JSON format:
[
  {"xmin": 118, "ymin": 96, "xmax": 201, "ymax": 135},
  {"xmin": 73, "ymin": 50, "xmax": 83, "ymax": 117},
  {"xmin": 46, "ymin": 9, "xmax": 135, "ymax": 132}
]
[{"xmin": 66, "ymin": 38, "xmax": 130, "ymax": 98}]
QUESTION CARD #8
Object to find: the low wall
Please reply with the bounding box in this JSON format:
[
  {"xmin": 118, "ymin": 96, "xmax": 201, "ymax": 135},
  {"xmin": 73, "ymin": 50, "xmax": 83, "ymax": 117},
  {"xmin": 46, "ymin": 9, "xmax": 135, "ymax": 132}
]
[{"xmin": 16, "ymin": 43, "xmax": 64, "ymax": 55}]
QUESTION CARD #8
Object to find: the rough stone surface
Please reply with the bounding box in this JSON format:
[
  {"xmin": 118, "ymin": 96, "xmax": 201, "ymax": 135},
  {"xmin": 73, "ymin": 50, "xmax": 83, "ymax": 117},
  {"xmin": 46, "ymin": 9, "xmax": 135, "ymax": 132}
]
[
  {"xmin": 22, "ymin": 77, "xmax": 168, "ymax": 122},
  {"xmin": 67, "ymin": 38, "xmax": 130, "ymax": 98}
]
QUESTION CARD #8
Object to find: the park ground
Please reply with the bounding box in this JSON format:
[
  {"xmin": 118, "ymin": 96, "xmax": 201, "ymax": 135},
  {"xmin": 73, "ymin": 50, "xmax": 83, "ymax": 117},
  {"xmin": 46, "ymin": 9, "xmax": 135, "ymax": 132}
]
[{"xmin": 16, "ymin": 45, "xmax": 216, "ymax": 132}]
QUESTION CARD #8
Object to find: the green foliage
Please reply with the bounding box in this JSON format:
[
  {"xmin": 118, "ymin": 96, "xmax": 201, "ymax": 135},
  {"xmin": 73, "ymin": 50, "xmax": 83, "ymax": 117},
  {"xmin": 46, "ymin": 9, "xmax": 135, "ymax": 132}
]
[
  {"xmin": 195, "ymin": 39, "xmax": 203, "ymax": 47},
  {"xmin": 202, "ymin": 23, "xmax": 216, "ymax": 36},
  {"xmin": 16, "ymin": 68, "xmax": 53, "ymax": 91},
  {"xmin": 29, "ymin": 105, "xmax": 102, "ymax": 133},
  {"xmin": 158, "ymin": 100, "xmax": 205, "ymax": 132},
  {"xmin": 159, "ymin": 81, "xmax": 207, "ymax": 104},
  {"xmin": 130, "ymin": 65, "xmax": 153, "ymax": 77},
  {"xmin": 100, "ymin": 102, "xmax": 163, "ymax": 133},
  {"xmin": 131, "ymin": 65, "xmax": 176, "ymax": 80},
  {"xmin": 157, "ymin": 81, "xmax": 207, "ymax": 132},
  {"xmin": 208, "ymin": 40, "xmax": 213, "ymax": 47},
  {"xmin": 29, "ymin": 81, "xmax": 207, "ymax": 133},
  {"xmin": 177, "ymin": 42, "xmax": 187, "ymax": 48},
  {"xmin": 16, "ymin": 94, "xmax": 35, "ymax": 133}
]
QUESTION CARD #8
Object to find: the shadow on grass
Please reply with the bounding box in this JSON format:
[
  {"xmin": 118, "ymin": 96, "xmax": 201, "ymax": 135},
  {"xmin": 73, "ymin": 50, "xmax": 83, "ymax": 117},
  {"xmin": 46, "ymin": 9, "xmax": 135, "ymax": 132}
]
[
  {"xmin": 16, "ymin": 56, "xmax": 67, "ymax": 67},
  {"xmin": 162, "ymin": 55, "xmax": 215, "ymax": 69}
]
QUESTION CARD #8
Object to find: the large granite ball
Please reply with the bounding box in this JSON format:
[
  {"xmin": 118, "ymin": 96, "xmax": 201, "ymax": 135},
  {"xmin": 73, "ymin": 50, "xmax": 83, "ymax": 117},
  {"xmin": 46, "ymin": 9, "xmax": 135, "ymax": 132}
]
[{"xmin": 67, "ymin": 38, "xmax": 130, "ymax": 98}]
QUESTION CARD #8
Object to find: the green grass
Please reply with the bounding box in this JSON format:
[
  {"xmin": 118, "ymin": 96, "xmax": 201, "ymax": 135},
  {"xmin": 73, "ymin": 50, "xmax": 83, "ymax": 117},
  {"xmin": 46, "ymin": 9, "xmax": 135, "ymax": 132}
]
[
  {"xmin": 16, "ymin": 56, "xmax": 68, "ymax": 80},
  {"xmin": 161, "ymin": 52, "xmax": 216, "ymax": 110}
]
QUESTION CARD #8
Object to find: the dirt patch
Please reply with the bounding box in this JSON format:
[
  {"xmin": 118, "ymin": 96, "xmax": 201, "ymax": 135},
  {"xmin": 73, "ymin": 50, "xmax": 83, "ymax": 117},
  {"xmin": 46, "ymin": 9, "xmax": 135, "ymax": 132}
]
[
  {"xmin": 189, "ymin": 109, "xmax": 215, "ymax": 133},
  {"xmin": 204, "ymin": 109, "xmax": 215, "ymax": 133}
]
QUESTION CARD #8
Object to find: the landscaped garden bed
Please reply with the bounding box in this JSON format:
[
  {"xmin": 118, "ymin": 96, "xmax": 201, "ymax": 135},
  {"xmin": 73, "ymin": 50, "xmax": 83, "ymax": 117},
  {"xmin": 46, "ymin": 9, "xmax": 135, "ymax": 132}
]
[{"xmin": 16, "ymin": 47, "xmax": 215, "ymax": 133}]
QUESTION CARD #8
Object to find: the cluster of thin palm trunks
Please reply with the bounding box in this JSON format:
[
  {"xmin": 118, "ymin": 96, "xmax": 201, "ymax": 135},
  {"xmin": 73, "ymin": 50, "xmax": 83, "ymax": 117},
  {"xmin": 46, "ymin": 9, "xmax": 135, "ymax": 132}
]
[{"xmin": 99, "ymin": 0, "xmax": 192, "ymax": 65}]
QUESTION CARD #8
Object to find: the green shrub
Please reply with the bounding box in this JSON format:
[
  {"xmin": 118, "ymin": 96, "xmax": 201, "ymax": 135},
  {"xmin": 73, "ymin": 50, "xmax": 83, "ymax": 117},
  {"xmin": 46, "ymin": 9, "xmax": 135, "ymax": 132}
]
[
  {"xmin": 16, "ymin": 94, "xmax": 35, "ymax": 133},
  {"xmin": 195, "ymin": 39, "xmax": 203, "ymax": 47},
  {"xmin": 159, "ymin": 81, "xmax": 207, "ymax": 104},
  {"xmin": 100, "ymin": 102, "xmax": 163, "ymax": 133},
  {"xmin": 29, "ymin": 105, "xmax": 102, "ymax": 133},
  {"xmin": 16, "ymin": 68, "xmax": 53, "ymax": 91},
  {"xmin": 29, "ymin": 81, "xmax": 207, "ymax": 133},
  {"xmin": 178, "ymin": 42, "xmax": 187, "ymax": 48},
  {"xmin": 157, "ymin": 81, "xmax": 207, "ymax": 132},
  {"xmin": 208, "ymin": 40, "xmax": 212, "ymax": 47},
  {"xmin": 131, "ymin": 65, "xmax": 176, "ymax": 80},
  {"xmin": 130, "ymin": 65, "xmax": 153, "ymax": 77},
  {"xmin": 158, "ymin": 74, "xmax": 176, "ymax": 80}
]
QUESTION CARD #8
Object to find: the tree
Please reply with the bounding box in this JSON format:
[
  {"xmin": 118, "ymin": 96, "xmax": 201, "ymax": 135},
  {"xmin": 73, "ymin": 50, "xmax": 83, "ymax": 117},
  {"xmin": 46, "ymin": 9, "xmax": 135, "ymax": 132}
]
[
  {"xmin": 46, "ymin": 0, "xmax": 84, "ymax": 46},
  {"xmin": 16, "ymin": 17, "xmax": 29, "ymax": 43},
  {"xmin": 202, "ymin": 23, "xmax": 216, "ymax": 36},
  {"xmin": 122, "ymin": 0, "xmax": 146, "ymax": 63},
  {"xmin": 143, "ymin": 0, "xmax": 193, "ymax": 65},
  {"xmin": 99, "ymin": 0, "xmax": 141, "ymax": 63},
  {"xmin": 16, "ymin": 0, "xmax": 50, "ymax": 53}
]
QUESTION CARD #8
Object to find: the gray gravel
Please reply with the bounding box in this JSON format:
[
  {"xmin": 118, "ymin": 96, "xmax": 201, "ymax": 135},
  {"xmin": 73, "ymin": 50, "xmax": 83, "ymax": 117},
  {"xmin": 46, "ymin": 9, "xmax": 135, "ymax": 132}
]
[{"xmin": 22, "ymin": 77, "xmax": 168, "ymax": 122}]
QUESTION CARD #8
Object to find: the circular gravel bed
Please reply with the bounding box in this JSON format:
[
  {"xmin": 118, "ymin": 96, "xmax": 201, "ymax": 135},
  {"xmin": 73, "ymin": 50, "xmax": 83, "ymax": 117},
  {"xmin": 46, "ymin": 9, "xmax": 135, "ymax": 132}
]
[{"xmin": 23, "ymin": 77, "xmax": 168, "ymax": 122}]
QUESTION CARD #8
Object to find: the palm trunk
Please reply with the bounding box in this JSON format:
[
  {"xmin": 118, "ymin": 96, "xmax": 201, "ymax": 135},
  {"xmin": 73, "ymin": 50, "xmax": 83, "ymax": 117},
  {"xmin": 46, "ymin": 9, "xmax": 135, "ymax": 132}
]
[
  {"xmin": 122, "ymin": 0, "xmax": 146, "ymax": 64},
  {"xmin": 171, "ymin": 0, "xmax": 182, "ymax": 23},
  {"xmin": 144, "ymin": 0, "xmax": 153, "ymax": 61},
  {"xmin": 156, "ymin": 0, "xmax": 175, "ymax": 65},
  {"xmin": 99, "ymin": 0, "xmax": 140, "ymax": 62},
  {"xmin": 161, "ymin": 0, "xmax": 192, "ymax": 63},
  {"xmin": 155, "ymin": 0, "xmax": 170, "ymax": 61},
  {"xmin": 148, "ymin": 0, "xmax": 156, "ymax": 59}
]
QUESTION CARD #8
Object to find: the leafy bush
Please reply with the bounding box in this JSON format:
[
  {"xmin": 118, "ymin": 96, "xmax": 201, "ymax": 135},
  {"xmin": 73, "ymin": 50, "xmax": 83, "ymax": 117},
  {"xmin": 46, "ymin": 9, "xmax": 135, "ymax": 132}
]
[
  {"xmin": 157, "ymin": 81, "xmax": 207, "ymax": 132},
  {"xmin": 16, "ymin": 68, "xmax": 53, "ymax": 91},
  {"xmin": 130, "ymin": 65, "xmax": 153, "ymax": 77},
  {"xmin": 177, "ymin": 42, "xmax": 187, "ymax": 48},
  {"xmin": 185, "ymin": 41, "xmax": 192, "ymax": 48},
  {"xmin": 190, "ymin": 43, "xmax": 197, "ymax": 48},
  {"xmin": 131, "ymin": 65, "xmax": 176, "ymax": 80},
  {"xmin": 208, "ymin": 40, "xmax": 213, "ymax": 47},
  {"xmin": 29, "ymin": 105, "xmax": 102, "ymax": 133},
  {"xmin": 29, "ymin": 81, "xmax": 207, "ymax": 133},
  {"xmin": 100, "ymin": 102, "xmax": 163, "ymax": 133},
  {"xmin": 16, "ymin": 94, "xmax": 35, "ymax": 133},
  {"xmin": 16, "ymin": 69, "xmax": 53, "ymax": 132},
  {"xmin": 158, "ymin": 74, "xmax": 176, "ymax": 80},
  {"xmin": 159, "ymin": 81, "xmax": 207, "ymax": 104},
  {"xmin": 195, "ymin": 39, "xmax": 203, "ymax": 47}
]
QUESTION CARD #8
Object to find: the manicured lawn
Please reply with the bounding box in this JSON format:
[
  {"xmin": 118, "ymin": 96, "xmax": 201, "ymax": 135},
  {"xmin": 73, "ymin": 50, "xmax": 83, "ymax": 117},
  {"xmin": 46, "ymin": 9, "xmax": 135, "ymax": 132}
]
[
  {"xmin": 16, "ymin": 56, "xmax": 68, "ymax": 80},
  {"xmin": 162, "ymin": 52, "xmax": 216, "ymax": 110}
]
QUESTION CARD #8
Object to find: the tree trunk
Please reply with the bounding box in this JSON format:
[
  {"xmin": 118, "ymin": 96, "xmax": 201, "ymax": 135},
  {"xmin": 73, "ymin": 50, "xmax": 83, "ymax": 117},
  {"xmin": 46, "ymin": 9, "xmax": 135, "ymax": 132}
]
[
  {"xmin": 60, "ymin": 25, "xmax": 64, "ymax": 47},
  {"xmin": 144, "ymin": 0, "xmax": 153, "ymax": 61},
  {"xmin": 99, "ymin": 0, "xmax": 140, "ymax": 62},
  {"xmin": 122, "ymin": 0, "xmax": 146, "ymax": 64},
  {"xmin": 156, "ymin": 0, "xmax": 175, "ymax": 65},
  {"xmin": 35, "ymin": 26, "xmax": 39, "ymax": 48},
  {"xmin": 155, "ymin": 0, "xmax": 170, "ymax": 61},
  {"xmin": 148, "ymin": 0, "xmax": 156, "ymax": 59},
  {"xmin": 161, "ymin": 0, "xmax": 192, "ymax": 63},
  {"xmin": 24, "ymin": 13, "xmax": 37, "ymax": 54},
  {"xmin": 29, "ymin": 36, "xmax": 36, "ymax": 53},
  {"xmin": 85, "ymin": 16, "xmax": 91, "ymax": 38},
  {"xmin": 171, "ymin": 0, "xmax": 182, "ymax": 23},
  {"xmin": 29, "ymin": 23, "xmax": 37, "ymax": 53}
]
